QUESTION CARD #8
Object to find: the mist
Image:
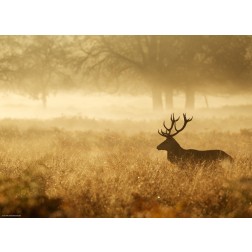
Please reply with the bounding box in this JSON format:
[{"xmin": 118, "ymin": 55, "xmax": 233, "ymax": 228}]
[
  {"xmin": 0, "ymin": 91, "xmax": 252, "ymax": 120},
  {"xmin": 1, "ymin": 35, "xmax": 252, "ymax": 124}
]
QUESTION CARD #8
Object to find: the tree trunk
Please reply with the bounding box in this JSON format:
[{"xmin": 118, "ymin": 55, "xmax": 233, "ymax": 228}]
[
  {"xmin": 164, "ymin": 88, "xmax": 173, "ymax": 111},
  {"xmin": 151, "ymin": 87, "xmax": 163, "ymax": 111},
  {"xmin": 185, "ymin": 87, "xmax": 195, "ymax": 110},
  {"xmin": 204, "ymin": 95, "xmax": 209, "ymax": 108},
  {"xmin": 42, "ymin": 91, "xmax": 47, "ymax": 109}
]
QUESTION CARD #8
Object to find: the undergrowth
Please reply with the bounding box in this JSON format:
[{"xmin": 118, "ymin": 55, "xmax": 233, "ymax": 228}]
[{"xmin": 0, "ymin": 124, "xmax": 251, "ymax": 217}]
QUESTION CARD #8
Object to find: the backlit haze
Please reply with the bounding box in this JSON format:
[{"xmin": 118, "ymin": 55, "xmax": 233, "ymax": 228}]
[
  {"xmin": 1, "ymin": 35, "xmax": 252, "ymax": 132},
  {"xmin": 1, "ymin": 91, "xmax": 252, "ymax": 120}
]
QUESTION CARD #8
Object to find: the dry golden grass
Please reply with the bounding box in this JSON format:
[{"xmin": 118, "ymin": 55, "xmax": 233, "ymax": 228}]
[{"xmin": 0, "ymin": 118, "xmax": 251, "ymax": 217}]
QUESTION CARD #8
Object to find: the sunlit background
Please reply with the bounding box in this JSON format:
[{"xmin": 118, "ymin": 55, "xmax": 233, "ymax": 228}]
[
  {"xmin": 0, "ymin": 92, "xmax": 252, "ymax": 120},
  {"xmin": 0, "ymin": 36, "xmax": 252, "ymax": 121}
]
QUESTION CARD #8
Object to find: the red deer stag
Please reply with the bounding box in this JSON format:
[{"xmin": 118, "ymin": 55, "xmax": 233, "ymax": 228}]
[{"xmin": 157, "ymin": 114, "xmax": 233, "ymax": 166}]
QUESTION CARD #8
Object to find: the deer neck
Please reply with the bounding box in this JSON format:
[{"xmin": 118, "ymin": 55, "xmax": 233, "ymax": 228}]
[
  {"xmin": 168, "ymin": 137, "xmax": 183, "ymax": 152},
  {"xmin": 166, "ymin": 138, "xmax": 184, "ymax": 162}
]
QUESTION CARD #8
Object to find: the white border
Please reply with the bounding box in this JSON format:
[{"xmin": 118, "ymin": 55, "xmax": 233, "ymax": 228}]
[
  {"xmin": 1, "ymin": 219, "xmax": 251, "ymax": 252},
  {"xmin": 0, "ymin": 1, "xmax": 251, "ymax": 251},
  {"xmin": 0, "ymin": 0, "xmax": 251, "ymax": 34}
]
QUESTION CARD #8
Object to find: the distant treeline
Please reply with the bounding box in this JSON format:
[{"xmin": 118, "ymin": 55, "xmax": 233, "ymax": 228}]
[{"xmin": 0, "ymin": 36, "xmax": 252, "ymax": 110}]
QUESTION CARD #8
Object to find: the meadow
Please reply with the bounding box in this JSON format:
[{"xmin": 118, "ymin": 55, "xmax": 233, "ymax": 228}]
[{"xmin": 0, "ymin": 116, "xmax": 251, "ymax": 217}]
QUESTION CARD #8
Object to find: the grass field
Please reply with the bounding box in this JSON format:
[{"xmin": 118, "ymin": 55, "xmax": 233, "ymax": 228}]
[{"xmin": 0, "ymin": 116, "xmax": 252, "ymax": 217}]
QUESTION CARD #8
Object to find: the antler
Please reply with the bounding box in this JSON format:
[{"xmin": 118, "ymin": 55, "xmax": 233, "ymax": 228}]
[
  {"xmin": 158, "ymin": 113, "xmax": 180, "ymax": 137},
  {"xmin": 158, "ymin": 113, "xmax": 193, "ymax": 137}
]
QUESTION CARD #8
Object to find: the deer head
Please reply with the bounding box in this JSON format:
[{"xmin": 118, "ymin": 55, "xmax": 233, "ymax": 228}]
[{"xmin": 157, "ymin": 113, "xmax": 193, "ymax": 151}]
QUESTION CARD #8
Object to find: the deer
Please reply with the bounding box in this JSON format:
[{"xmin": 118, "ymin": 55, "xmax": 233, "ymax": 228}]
[{"xmin": 157, "ymin": 113, "xmax": 233, "ymax": 166}]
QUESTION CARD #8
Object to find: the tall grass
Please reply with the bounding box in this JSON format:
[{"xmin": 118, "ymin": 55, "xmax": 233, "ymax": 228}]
[{"xmin": 0, "ymin": 119, "xmax": 251, "ymax": 217}]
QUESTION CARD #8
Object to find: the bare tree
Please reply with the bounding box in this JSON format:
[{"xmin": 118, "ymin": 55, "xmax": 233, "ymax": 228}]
[
  {"xmin": 69, "ymin": 36, "xmax": 181, "ymax": 111},
  {"xmin": 17, "ymin": 36, "xmax": 73, "ymax": 108},
  {"xmin": 0, "ymin": 36, "xmax": 73, "ymax": 107},
  {"xmin": 2, "ymin": 35, "xmax": 251, "ymax": 111}
]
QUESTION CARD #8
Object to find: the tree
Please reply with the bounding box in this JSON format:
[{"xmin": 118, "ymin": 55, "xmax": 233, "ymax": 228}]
[
  {"xmin": 2, "ymin": 35, "xmax": 251, "ymax": 111},
  {"xmin": 166, "ymin": 36, "xmax": 215, "ymax": 110},
  {"xmin": 16, "ymin": 36, "xmax": 74, "ymax": 107},
  {"xmin": 166, "ymin": 36, "xmax": 252, "ymax": 109},
  {"xmin": 208, "ymin": 36, "xmax": 252, "ymax": 94},
  {"xmin": 0, "ymin": 36, "xmax": 25, "ymax": 89},
  {"xmin": 69, "ymin": 35, "xmax": 183, "ymax": 111},
  {"xmin": 0, "ymin": 36, "xmax": 74, "ymax": 108}
]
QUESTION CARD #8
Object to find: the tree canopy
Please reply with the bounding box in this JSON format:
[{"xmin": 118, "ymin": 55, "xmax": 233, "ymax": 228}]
[{"xmin": 0, "ymin": 35, "xmax": 252, "ymax": 110}]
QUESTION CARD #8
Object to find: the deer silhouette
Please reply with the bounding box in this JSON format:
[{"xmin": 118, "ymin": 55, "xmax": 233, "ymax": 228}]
[{"xmin": 157, "ymin": 114, "xmax": 233, "ymax": 166}]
